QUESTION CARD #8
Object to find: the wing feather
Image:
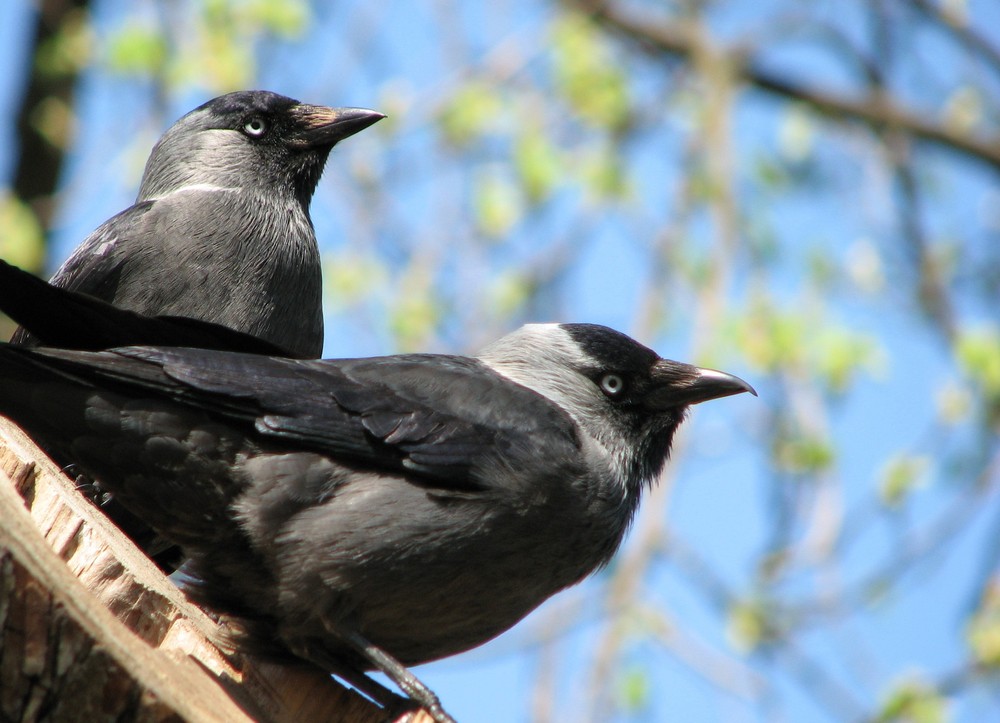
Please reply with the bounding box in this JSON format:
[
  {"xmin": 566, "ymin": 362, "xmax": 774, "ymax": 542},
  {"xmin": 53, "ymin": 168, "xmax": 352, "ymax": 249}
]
[{"xmin": 26, "ymin": 346, "xmax": 582, "ymax": 494}]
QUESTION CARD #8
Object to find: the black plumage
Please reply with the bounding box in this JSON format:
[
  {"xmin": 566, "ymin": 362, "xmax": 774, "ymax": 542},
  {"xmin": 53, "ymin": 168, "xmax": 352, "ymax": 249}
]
[
  {"xmin": 0, "ymin": 259, "xmax": 297, "ymax": 356},
  {"xmin": 0, "ymin": 322, "xmax": 754, "ymax": 722}
]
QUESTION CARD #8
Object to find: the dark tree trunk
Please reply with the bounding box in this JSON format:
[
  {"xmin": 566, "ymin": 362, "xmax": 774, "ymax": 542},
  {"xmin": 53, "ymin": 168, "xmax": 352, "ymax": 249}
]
[{"xmin": 11, "ymin": 0, "xmax": 92, "ymax": 269}]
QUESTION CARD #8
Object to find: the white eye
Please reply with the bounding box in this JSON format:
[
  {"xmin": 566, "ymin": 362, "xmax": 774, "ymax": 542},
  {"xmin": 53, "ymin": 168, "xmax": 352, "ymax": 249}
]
[
  {"xmin": 243, "ymin": 117, "xmax": 267, "ymax": 137},
  {"xmin": 599, "ymin": 373, "xmax": 625, "ymax": 397}
]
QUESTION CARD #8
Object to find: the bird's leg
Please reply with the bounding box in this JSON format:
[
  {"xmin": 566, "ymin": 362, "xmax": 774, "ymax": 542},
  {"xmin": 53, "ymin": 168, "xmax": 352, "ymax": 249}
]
[
  {"xmin": 70, "ymin": 469, "xmax": 109, "ymax": 506},
  {"xmin": 326, "ymin": 664, "xmax": 418, "ymax": 716},
  {"xmin": 321, "ymin": 624, "xmax": 457, "ymax": 723}
]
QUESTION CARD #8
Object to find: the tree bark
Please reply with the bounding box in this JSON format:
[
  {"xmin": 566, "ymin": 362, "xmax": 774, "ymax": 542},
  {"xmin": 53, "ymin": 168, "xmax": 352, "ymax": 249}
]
[{"xmin": 0, "ymin": 417, "xmax": 430, "ymax": 723}]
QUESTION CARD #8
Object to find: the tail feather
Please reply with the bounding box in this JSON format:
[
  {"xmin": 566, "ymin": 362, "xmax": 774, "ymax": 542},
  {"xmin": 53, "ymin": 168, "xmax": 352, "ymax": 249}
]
[
  {"xmin": 1, "ymin": 259, "xmax": 300, "ymax": 357},
  {"xmin": 0, "ymin": 343, "xmax": 248, "ymax": 550}
]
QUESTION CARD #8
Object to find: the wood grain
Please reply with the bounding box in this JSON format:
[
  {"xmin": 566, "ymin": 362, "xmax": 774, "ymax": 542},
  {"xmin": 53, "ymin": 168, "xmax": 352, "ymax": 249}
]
[{"xmin": 0, "ymin": 417, "xmax": 434, "ymax": 723}]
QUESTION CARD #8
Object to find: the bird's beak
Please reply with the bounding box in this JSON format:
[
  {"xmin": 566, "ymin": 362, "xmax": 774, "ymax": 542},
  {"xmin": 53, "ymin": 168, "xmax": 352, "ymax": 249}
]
[
  {"xmin": 646, "ymin": 361, "xmax": 757, "ymax": 410},
  {"xmin": 288, "ymin": 105, "xmax": 386, "ymax": 148}
]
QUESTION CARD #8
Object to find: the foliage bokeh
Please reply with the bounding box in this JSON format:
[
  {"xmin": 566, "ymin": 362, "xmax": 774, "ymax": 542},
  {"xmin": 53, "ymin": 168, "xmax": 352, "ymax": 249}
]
[{"xmin": 2, "ymin": 1, "xmax": 999, "ymax": 721}]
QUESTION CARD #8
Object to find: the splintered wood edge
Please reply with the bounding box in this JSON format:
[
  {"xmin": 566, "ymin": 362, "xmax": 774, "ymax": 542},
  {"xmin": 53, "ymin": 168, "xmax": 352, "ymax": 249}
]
[{"xmin": 0, "ymin": 417, "xmax": 433, "ymax": 723}]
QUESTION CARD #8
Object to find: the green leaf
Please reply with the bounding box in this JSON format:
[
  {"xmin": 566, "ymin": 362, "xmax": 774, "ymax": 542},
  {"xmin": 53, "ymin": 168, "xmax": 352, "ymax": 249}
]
[
  {"xmin": 323, "ymin": 252, "xmax": 387, "ymax": 306},
  {"xmin": 876, "ymin": 678, "xmax": 948, "ymax": 723},
  {"xmin": 726, "ymin": 599, "xmax": 772, "ymax": 653},
  {"xmin": 968, "ymin": 615, "xmax": 1000, "ymax": 667},
  {"xmin": 814, "ymin": 326, "xmax": 884, "ymax": 393},
  {"xmin": 438, "ymin": 83, "xmax": 504, "ymax": 146},
  {"xmin": 581, "ymin": 147, "xmax": 629, "ymax": 202},
  {"xmin": 778, "ymin": 105, "xmax": 815, "ymax": 162},
  {"xmin": 773, "ymin": 433, "xmax": 835, "ymax": 475},
  {"xmin": 30, "ymin": 96, "xmax": 74, "ymax": 151},
  {"xmin": 514, "ymin": 129, "xmax": 561, "ymax": 205},
  {"xmin": 687, "ymin": 162, "xmax": 722, "ymax": 203},
  {"xmin": 732, "ymin": 295, "xmax": 882, "ymax": 395},
  {"xmin": 174, "ymin": 39, "xmax": 255, "ymax": 90},
  {"xmin": 878, "ymin": 455, "xmax": 930, "ymax": 508},
  {"xmin": 473, "ymin": 171, "xmax": 522, "ymax": 238},
  {"xmin": 551, "ymin": 14, "xmax": 630, "ymax": 131},
  {"xmin": 35, "ymin": 9, "xmax": 91, "ymax": 78},
  {"xmin": 246, "ymin": 0, "xmax": 310, "ymax": 37},
  {"xmin": 806, "ymin": 245, "xmax": 838, "ymax": 291},
  {"xmin": 387, "ymin": 262, "xmax": 443, "ymax": 352},
  {"xmin": 0, "ymin": 195, "xmax": 45, "ymax": 272},
  {"xmin": 956, "ymin": 326, "xmax": 1000, "ymax": 397},
  {"xmin": 943, "ymin": 85, "xmax": 982, "ymax": 133},
  {"xmin": 753, "ymin": 154, "xmax": 792, "ymax": 191},
  {"xmin": 845, "ymin": 237, "xmax": 886, "ymax": 294},
  {"xmin": 935, "ymin": 381, "xmax": 971, "ymax": 425},
  {"xmin": 732, "ymin": 298, "xmax": 808, "ymax": 372},
  {"xmin": 490, "ymin": 271, "xmax": 535, "ymax": 317},
  {"xmin": 967, "ymin": 583, "xmax": 1000, "ymax": 667},
  {"xmin": 389, "ymin": 292, "xmax": 441, "ymax": 352},
  {"xmin": 107, "ymin": 26, "xmax": 168, "ymax": 75},
  {"xmin": 615, "ymin": 665, "xmax": 650, "ymax": 714}
]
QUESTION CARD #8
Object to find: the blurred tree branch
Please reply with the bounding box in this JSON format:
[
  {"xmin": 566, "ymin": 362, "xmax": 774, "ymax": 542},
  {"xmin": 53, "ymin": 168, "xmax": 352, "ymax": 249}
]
[
  {"xmin": 910, "ymin": 0, "xmax": 1000, "ymax": 75},
  {"xmin": 569, "ymin": 0, "xmax": 1000, "ymax": 172},
  {"xmin": 12, "ymin": 0, "xmax": 91, "ymax": 265}
]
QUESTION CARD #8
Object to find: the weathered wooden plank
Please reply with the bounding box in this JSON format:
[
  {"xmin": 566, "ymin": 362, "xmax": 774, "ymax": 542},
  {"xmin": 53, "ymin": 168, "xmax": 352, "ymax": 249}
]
[{"xmin": 0, "ymin": 418, "xmax": 431, "ymax": 723}]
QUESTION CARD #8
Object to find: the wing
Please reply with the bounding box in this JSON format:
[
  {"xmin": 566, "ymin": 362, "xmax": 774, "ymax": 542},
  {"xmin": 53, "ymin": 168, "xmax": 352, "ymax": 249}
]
[
  {"xmin": 29, "ymin": 188, "xmax": 323, "ymax": 359},
  {"xmin": 1, "ymin": 259, "xmax": 300, "ymax": 357},
  {"xmin": 44, "ymin": 187, "xmax": 254, "ymax": 313},
  {"xmin": 8, "ymin": 203, "xmax": 153, "ymax": 345},
  {"xmin": 48, "ymin": 201, "xmax": 157, "ymax": 298},
  {"xmin": 23, "ymin": 346, "xmax": 584, "ymax": 494}
]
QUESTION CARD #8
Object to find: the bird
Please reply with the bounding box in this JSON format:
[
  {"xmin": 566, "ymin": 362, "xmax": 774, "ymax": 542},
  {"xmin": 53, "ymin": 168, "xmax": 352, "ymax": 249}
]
[
  {"xmin": 11, "ymin": 90, "xmax": 385, "ymax": 358},
  {"xmin": 6, "ymin": 92, "xmax": 382, "ymax": 564},
  {"xmin": 0, "ymin": 322, "xmax": 755, "ymax": 722}
]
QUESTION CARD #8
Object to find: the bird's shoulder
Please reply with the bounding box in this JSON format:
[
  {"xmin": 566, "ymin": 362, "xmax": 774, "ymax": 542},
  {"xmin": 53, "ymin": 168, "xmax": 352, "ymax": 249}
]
[
  {"xmin": 50, "ymin": 186, "xmax": 268, "ymax": 295},
  {"xmin": 48, "ymin": 200, "xmax": 158, "ymax": 297}
]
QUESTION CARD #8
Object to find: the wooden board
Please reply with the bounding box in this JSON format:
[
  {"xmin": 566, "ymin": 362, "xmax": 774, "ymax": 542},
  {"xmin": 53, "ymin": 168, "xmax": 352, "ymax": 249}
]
[{"xmin": 0, "ymin": 417, "xmax": 433, "ymax": 723}]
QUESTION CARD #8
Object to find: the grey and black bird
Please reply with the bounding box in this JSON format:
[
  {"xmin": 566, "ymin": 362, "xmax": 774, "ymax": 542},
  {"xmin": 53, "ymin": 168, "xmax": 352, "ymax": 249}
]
[
  {"xmin": 11, "ymin": 90, "xmax": 385, "ymax": 358},
  {"xmin": 0, "ymin": 322, "xmax": 754, "ymax": 722}
]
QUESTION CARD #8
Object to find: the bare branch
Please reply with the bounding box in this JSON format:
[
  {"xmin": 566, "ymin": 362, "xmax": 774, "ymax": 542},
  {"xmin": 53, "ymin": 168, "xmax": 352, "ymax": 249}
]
[
  {"xmin": 909, "ymin": 0, "xmax": 1000, "ymax": 76},
  {"xmin": 568, "ymin": 0, "xmax": 1000, "ymax": 172}
]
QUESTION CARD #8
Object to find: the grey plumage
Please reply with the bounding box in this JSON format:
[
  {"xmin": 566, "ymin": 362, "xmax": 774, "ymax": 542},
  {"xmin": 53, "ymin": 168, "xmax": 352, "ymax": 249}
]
[
  {"xmin": 0, "ymin": 322, "xmax": 753, "ymax": 720},
  {"xmin": 13, "ymin": 90, "xmax": 384, "ymax": 357}
]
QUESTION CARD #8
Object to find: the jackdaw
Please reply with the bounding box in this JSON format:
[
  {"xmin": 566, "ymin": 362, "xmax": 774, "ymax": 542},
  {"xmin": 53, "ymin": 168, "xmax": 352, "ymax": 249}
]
[
  {"xmin": 0, "ymin": 323, "xmax": 754, "ymax": 722},
  {"xmin": 11, "ymin": 90, "xmax": 385, "ymax": 358}
]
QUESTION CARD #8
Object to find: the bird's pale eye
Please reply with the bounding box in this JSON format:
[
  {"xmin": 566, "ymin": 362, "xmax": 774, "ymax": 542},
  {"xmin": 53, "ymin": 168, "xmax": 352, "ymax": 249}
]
[
  {"xmin": 599, "ymin": 373, "xmax": 626, "ymax": 398},
  {"xmin": 243, "ymin": 117, "xmax": 268, "ymax": 137}
]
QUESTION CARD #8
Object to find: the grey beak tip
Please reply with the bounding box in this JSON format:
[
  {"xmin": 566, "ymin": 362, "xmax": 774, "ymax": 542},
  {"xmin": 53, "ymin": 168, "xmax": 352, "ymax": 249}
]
[
  {"xmin": 343, "ymin": 107, "xmax": 387, "ymax": 120},
  {"xmin": 694, "ymin": 367, "xmax": 758, "ymax": 401},
  {"xmin": 330, "ymin": 108, "xmax": 386, "ymax": 137}
]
